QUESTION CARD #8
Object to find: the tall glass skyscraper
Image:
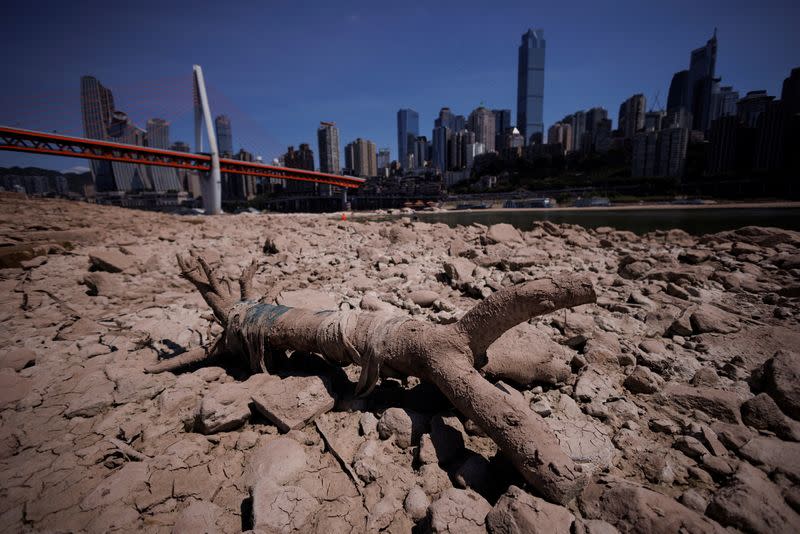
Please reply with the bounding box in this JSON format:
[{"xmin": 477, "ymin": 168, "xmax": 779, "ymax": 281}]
[
  {"xmin": 396, "ymin": 109, "xmax": 419, "ymax": 169},
  {"xmin": 214, "ymin": 115, "xmax": 233, "ymax": 156},
  {"xmin": 146, "ymin": 118, "xmax": 182, "ymax": 191},
  {"xmin": 688, "ymin": 30, "xmax": 718, "ymax": 132},
  {"xmin": 80, "ymin": 76, "xmax": 116, "ymax": 190},
  {"xmin": 517, "ymin": 28, "xmax": 546, "ymax": 145}
]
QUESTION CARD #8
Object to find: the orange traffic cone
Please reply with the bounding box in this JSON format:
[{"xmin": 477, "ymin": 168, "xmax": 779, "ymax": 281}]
[{"xmin": 341, "ymin": 212, "xmax": 347, "ymax": 221}]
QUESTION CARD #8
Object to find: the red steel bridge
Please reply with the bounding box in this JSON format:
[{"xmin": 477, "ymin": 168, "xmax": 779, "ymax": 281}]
[{"xmin": 0, "ymin": 126, "xmax": 365, "ymax": 190}]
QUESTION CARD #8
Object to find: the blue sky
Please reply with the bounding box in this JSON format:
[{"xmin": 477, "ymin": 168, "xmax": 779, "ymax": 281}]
[{"xmin": 1, "ymin": 0, "xmax": 798, "ymax": 171}]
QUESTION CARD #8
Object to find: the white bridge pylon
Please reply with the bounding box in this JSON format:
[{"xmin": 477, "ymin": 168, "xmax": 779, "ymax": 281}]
[{"xmin": 192, "ymin": 65, "xmax": 222, "ymax": 215}]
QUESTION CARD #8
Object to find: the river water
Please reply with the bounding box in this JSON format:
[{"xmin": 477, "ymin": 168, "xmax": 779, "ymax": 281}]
[{"xmin": 410, "ymin": 207, "xmax": 800, "ymax": 235}]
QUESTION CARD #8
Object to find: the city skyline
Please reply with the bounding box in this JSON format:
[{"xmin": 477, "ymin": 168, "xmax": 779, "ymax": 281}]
[{"xmin": 1, "ymin": 1, "xmax": 797, "ymax": 172}]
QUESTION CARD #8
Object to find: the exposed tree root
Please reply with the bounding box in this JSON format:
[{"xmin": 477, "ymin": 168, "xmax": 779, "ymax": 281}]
[{"xmin": 154, "ymin": 251, "xmax": 597, "ymax": 504}]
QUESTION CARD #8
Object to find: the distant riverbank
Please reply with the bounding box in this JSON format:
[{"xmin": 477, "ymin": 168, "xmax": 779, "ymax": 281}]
[{"xmin": 354, "ymin": 202, "xmax": 800, "ymax": 235}]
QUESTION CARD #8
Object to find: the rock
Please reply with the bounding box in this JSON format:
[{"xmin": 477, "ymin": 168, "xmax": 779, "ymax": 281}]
[
  {"xmin": 548, "ymin": 412, "xmax": 615, "ymax": 475},
  {"xmin": 429, "ymin": 488, "xmax": 492, "ymax": 534},
  {"xmin": 251, "ymin": 375, "xmax": 336, "ymax": 432},
  {"xmin": 752, "ymin": 350, "xmax": 800, "ymax": 420},
  {"xmin": 418, "ymin": 434, "xmax": 439, "ymax": 464},
  {"xmin": 429, "ymin": 414, "xmax": 466, "ymax": 464},
  {"xmin": 623, "ymin": 366, "xmax": 662, "ymax": 394},
  {"xmin": 82, "ymin": 272, "xmax": 121, "ymax": 296},
  {"xmin": 251, "ymin": 481, "xmax": 317, "ymax": 532},
  {"xmin": 485, "ymin": 223, "xmax": 523, "ymax": 244},
  {"xmin": 0, "ymin": 347, "xmax": 36, "ymax": 371},
  {"xmin": 244, "ymin": 436, "xmax": 308, "ymax": 489},
  {"xmin": 193, "ymin": 382, "xmax": 252, "ymax": 434},
  {"xmin": 691, "ymin": 367, "xmax": 719, "ymax": 387},
  {"xmin": 359, "ymin": 412, "xmax": 378, "ymax": 436},
  {"xmin": 485, "ymin": 323, "xmax": 572, "ymax": 386},
  {"xmin": 673, "ymin": 436, "xmax": 709, "ymax": 460},
  {"xmin": 575, "ymin": 365, "xmax": 621, "ymax": 404},
  {"xmin": 662, "ymin": 384, "xmax": 742, "ymax": 423},
  {"xmin": 172, "ymin": 500, "xmax": 224, "ymax": 534},
  {"xmin": 409, "ymin": 290, "xmax": 440, "ymax": 307},
  {"xmin": 578, "ymin": 477, "xmax": 726, "ymax": 533},
  {"xmin": 711, "ymin": 422, "xmax": 755, "ymax": 452},
  {"xmin": 88, "ymin": 249, "xmax": 135, "ymax": 273},
  {"xmin": 377, "ymin": 407, "xmax": 426, "ymax": 449},
  {"xmin": 404, "ymin": 486, "xmax": 430, "ymax": 522},
  {"xmin": 707, "ymin": 462, "xmax": 800, "ymax": 534},
  {"xmin": 690, "ymin": 305, "xmax": 740, "ymax": 334},
  {"xmin": 486, "ymin": 484, "xmax": 574, "ymax": 534},
  {"xmin": 443, "ymin": 257, "xmax": 476, "ymax": 284},
  {"xmin": 680, "ymin": 489, "xmax": 709, "ymax": 514},
  {"xmin": 573, "ymin": 519, "xmax": 621, "ymax": 534},
  {"xmin": 738, "ymin": 435, "xmax": 800, "ymax": 482},
  {"xmin": 741, "ymin": 393, "xmax": 800, "ymax": 441}
]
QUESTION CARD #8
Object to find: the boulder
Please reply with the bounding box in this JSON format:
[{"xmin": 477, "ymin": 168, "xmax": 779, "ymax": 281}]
[
  {"xmin": 738, "ymin": 436, "xmax": 800, "ymax": 483},
  {"xmin": 404, "ymin": 486, "xmax": 430, "ymax": 522},
  {"xmin": 443, "ymin": 257, "xmax": 477, "ymax": 284},
  {"xmin": 578, "ymin": 477, "xmax": 726, "ymax": 533},
  {"xmin": 0, "ymin": 347, "xmax": 36, "ymax": 371},
  {"xmin": 409, "ymin": 290, "xmax": 440, "ymax": 308},
  {"xmin": 486, "ymin": 485, "xmax": 574, "ymax": 534},
  {"xmin": 752, "ymin": 350, "xmax": 800, "ymax": 420},
  {"xmin": 244, "ymin": 436, "xmax": 308, "ymax": 489},
  {"xmin": 690, "ymin": 305, "xmax": 740, "ymax": 334},
  {"xmin": 623, "ymin": 366, "xmax": 662, "ymax": 394},
  {"xmin": 377, "ymin": 407, "xmax": 427, "ymax": 449},
  {"xmin": 251, "ymin": 375, "xmax": 335, "ymax": 433},
  {"xmin": 429, "ymin": 488, "xmax": 492, "ymax": 534},
  {"xmin": 88, "ymin": 249, "xmax": 135, "ymax": 273},
  {"xmin": 193, "ymin": 382, "xmax": 252, "ymax": 434},
  {"xmin": 707, "ymin": 462, "xmax": 800, "ymax": 534},
  {"xmin": 662, "ymin": 384, "xmax": 742, "ymax": 423},
  {"xmin": 485, "ymin": 323, "xmax": 572, "ymax": 386},
  {"xmin": 485, "ymin": 223, "xmax": 523, "ymax": 245},
  {"xmin": 741, "ymin": 393, "xmax": 800, "ymax": 441}
]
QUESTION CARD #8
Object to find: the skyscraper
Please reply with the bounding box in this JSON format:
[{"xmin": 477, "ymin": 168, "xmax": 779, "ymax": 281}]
[
  {"xmin": 709, "ymin": 86, "xmax": 739, "ymax": 123},
  {"xmin": 618, "ymin": 94, "xmax": 646, "ymax": 139},
  {"xmin": 517, "ymin": 28, "xmax": 546, "ymax": 144},
  {"xmin": 492, "ymin": 109, "xmax": 511, "ymax": 148},
  {"xmin": 413, "ymin": 136, "xmax": 429, "ymax": 169},
  {"xmin": 107, "ymin": 111, "xmax": 150, "ymax": 191},
  {"xmin": 547, "ymin": 123, "xmax": 573, "ymax": 154},
  {"xmin": 377, "ymin": 148, "xmax": 391, "ymax": 171},
  {"xmin": 737, "ymin": 90, "xmax": 774, "ymax": 128},
  {"xmin": 667, "ymin": 70, "xmax": 689, "ymax": 114},
  {"xmin": 214, "ymin": 115, "xmax": 233, "ymax": 156},
  {"xmin": 344, "ymin": 138, "xmax": 377, "ymax": 177},
  {"xmin": 688, "ymin": 30, "xmax": 718, "ymax": 132},
  {"xmin": 80, "ymin": 76, "xmax": 116, "ymax": 190},
  {"xmin": 317, "ymin": 121, "xmax": 341, "ymax": 174},
  {"xmin": 432, "ymin": 125, "xmax": 451, "ymax": 173},
  {"xmin": 396, "ymin": 109, "xmax": 419, "ymax": 169},
  {"xmin": 146, "ymin": 118, "xmax": 181, "ymax": 191},
  {"xmin": 468, "ymin": 106, "xmax": 496, "ymax": 153}
]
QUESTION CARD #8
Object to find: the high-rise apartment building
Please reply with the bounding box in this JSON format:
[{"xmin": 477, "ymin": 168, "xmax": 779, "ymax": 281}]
[
  {"xmin": 644, "ymin": 111, "xmax": 666, "ymax": 132},
  {"xmin": 80, "ymin": 76, "xmax": 116, "ymax": 190},
  {"xmin": 317, "ymin": 121, "xmax": 341, "ymax": 175},
  {"xmin": 396, "ymin": 109, "xmax": 419, "ymax": 169},
  {"xmin": 432, "ymin": 125, "xmax": 451, "ymax": 173},
  {"xmin": 344, "ymin": 138, "xmax": 377, "ymax": 177},
  {"xmin": 214, "ymin": 115, "xmax": 233, "ymax": 156},
  {"xmin": 517, "ymin": 28, "xmax": 546, "ymax": 144},
  {"xmin": 468, "ymin": 107, "xmax": 496, "ymax": 153},
  {"xmin": 737, "ymin": 90, "xmax": 774, "ymax": 128},
  {"xmin": 632, "ymin": 127, "xmax": 688, "ymax": 178},
  {"xmin": 547, "ymin": 122, "xmax": 573, "ymax": 154},
  {"xmin": 449, "ymin": 129, "xmax": 475, "ymax": 170},
  {"xmin": 618, "ymin": 94, "xmax": 646, "ymax": 139},
  {"xmin": 283, "ymin": 143, "xmax": 315, "ymax": 193}
]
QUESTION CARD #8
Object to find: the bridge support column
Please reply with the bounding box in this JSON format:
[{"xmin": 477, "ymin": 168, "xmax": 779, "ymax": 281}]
[{"xmin": 193, "ymin": 65, "xmax": 222, "ymax": 215}]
